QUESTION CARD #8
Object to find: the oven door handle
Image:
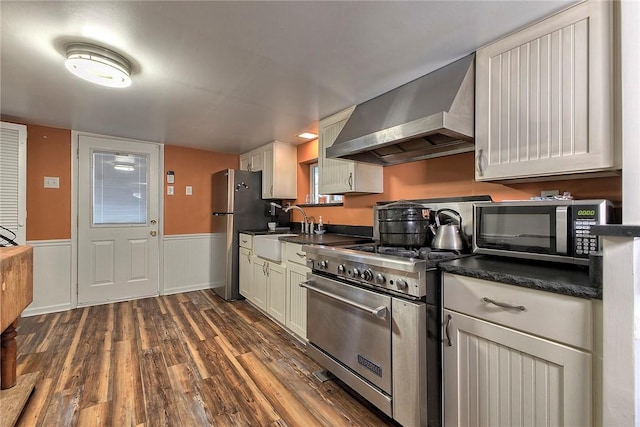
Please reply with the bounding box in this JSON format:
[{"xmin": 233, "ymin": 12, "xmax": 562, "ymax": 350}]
[{"xmin": 300, "ymin": 281, "xmax": 388, "ymax": 319}]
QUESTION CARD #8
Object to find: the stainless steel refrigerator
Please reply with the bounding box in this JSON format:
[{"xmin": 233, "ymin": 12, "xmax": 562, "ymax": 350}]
[{"xmin": 212, "ymin": 169, "xmax": 269, "ymax": 300}]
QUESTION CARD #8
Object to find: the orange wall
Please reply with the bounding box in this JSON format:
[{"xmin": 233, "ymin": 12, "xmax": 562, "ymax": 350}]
[
  {"xmin": 11, "ymin": 121, "xmax": 238, "ymax": 239},
  {"xmin": 25, "ymin": 124, "xmax": 72, "ymax": 240},
  {"xmin": 163, "ymin": 145, "xmax": 238, "ymax": 235},
  {"xmin": 295, "ymin": 141, "xmax": 622, "ymax": 226}
]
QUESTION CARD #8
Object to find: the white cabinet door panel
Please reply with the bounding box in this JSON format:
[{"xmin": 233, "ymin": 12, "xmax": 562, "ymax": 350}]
[
  {"xmin": 476, "ymin": 0, "xmax": 616, "ymax": 180},
  {"xmin": 286, "ymin": 261, "xmax": 309, "ymax": 340},
  {"xmin": 443, "ymin": 309, "xmax": 591, "ymax": 427},
  {"xmin": 318, "ymin": 107, "xmax": 383, "ymax": 194},
  {"xmin": 239, "ymin": 246, "xmax": 252, "ymax": 298}
]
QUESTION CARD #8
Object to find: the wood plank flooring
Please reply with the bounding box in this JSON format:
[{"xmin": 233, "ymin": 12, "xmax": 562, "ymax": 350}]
[{"xmin": 12, "ymin": 291, "xmax": 394, "ymax": 426}]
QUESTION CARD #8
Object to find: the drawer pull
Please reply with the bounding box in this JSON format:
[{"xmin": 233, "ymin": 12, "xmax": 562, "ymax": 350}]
[
  {"xmin": 482, "ymin": 297, "xmax": 526, "ymax": 311},
  {"xmin": 295, "ymin": 252, "xmax": 306, "ymax": 258},
  {"xmin": 445, "ymin": 314, "xmax": 452, "ymax": 347}
]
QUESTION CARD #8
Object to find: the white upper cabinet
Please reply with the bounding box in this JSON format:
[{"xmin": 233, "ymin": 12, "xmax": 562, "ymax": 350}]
[
  {"xmin": 475, "ymin": 0, "xmax": 618, "ymax": 181},
  {"xmin": 318, "ymin": 107, "xmax": 383, "ymax": 195},
  {"xmin": 239, "ymin": 148, "xmax": 264, "ymax": 172},
  {"xmin": 241, "ymin": 141, "xmax": 296, "ymax": 199}
]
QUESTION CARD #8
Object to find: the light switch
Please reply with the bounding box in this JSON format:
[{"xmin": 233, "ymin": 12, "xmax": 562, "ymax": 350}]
[
  {"xmin": 44, "ymin": 176, "xmax": 59, "ymax": 188},
  {"xmin": 186, "ymin": 186, "xmax": 193, "ymax": 196},
  {"xmin": 167, "ymin": 186, "xmax": 174, "ymax": 195}
]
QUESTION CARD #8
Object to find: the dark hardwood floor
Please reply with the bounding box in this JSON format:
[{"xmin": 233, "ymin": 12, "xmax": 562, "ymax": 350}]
[{"xmin": 13, "ymin": 290, "xmax": 393, "ymax": 426}]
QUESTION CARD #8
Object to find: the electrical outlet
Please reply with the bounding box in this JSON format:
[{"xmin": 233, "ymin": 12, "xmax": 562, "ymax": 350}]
[
  {"xmin": 44, "ymin": 176, "xmax": 59, "ymax": 188},
  {"xmin": 186, "ymin": 186, "xmax": 192, "ymax": 195},
  {"xmin": 167, "ymin": 186, "xmax": 174, "ymax": 195},
  {"xmin": 541, "ymin": 190, "xmax": 559, "ymax": 197}
]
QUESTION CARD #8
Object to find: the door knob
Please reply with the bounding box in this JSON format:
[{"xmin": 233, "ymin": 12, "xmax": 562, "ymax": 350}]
[
  {"xmin": 150, "ymin": 230, "xmax": 157, "ymax": 237},
  {"xmin": 150, "ymin": 219, "xmax": 157, "ymax": 225}
]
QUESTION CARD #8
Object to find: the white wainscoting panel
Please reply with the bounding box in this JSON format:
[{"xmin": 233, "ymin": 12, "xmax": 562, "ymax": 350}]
[
  {"xmin": 23, "ymin": 239, "xmax": 73, "ymax": 317},
  {"xmin": 163, "ymin": 233, "xmax": 225, "ymax": 295}
]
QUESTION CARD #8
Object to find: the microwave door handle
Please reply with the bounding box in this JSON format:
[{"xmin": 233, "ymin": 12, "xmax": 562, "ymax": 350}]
[{"xmin": 556, "ymin": 206, "xmax": 569, "ymax": 254}]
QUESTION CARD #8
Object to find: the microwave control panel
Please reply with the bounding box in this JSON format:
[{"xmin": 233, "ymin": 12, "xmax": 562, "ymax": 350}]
[{"xmin": 573, "ymin": 206, "xmax": 602, "ymax": 257}]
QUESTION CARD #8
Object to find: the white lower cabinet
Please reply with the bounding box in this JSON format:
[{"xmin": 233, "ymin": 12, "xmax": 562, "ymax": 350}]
[
  {"xmin": 282, "ymin": 242, "xmax": 309, "ymax": 340},
  {"xmin": 250, "ymin": 256, "xmax": 269, "ymax": 311},
  {"xmin": 239, "ymin": 247, "xmax": 252, "ymax": 298},
  {"xmin": 266, "ymin": 262, "xmax": 286, "ymax": 325},
  {"xmin": 240, "ymin": 239, "xmax": 308, "ymax": 340},
  {"xmin": 248, "ymin": 253, "xmax": 286, "ymax": 325},
  {"xmin": 239, "ymin": 234, "xmax": 253, "ymax": 299},
  {"xmin": 442, "ymin": 273, "xmax": 593, "ymax": 427},
  {"xmin": 285, "ymin": 261, "xmax": 308, "ymax": 340}
]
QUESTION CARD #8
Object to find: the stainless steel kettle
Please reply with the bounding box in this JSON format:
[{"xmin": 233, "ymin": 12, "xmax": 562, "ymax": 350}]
[{"xmin": 430, "ymin": 208, "xmax": 466, "ymax": 251}]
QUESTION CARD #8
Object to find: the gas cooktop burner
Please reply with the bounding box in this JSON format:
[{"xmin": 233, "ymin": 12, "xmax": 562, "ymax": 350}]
[{"xmin": 346, "ymin": 244, "xmax": 465, "ymax": 264}]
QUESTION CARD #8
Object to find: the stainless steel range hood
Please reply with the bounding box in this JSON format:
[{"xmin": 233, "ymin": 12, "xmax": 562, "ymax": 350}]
[{"xmin": 326, "ymin": 54, "xmax": 475, "ymax": 166}]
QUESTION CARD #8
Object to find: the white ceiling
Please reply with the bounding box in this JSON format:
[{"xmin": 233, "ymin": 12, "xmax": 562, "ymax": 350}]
[{"xmin": 1, "ymin": 1, "xmax": 575, "ymax": 154}]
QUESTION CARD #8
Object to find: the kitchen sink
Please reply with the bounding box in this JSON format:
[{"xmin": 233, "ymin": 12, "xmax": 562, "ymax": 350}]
[{"xmin": 253, "ymin": 234, "xmax": 297, "ymax": 262}]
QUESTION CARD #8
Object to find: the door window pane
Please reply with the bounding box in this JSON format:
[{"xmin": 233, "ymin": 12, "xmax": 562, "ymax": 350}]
[{"xmin": 93, "ymin": 152, "xmax": 148, "ymax": 224}]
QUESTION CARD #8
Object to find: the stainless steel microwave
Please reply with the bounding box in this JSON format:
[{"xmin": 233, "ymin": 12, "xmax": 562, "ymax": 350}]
[{"xmin": 473, "ymin": 199, "xmax": 612, "ymax": 265}]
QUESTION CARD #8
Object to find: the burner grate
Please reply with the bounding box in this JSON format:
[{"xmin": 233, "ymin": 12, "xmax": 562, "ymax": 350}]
[{"xmin": 345, "ymin": 244, "xmax": 465, "ymax": 265}]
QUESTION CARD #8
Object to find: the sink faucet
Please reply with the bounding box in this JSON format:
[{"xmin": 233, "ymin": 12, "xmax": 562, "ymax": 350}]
[
  {"xmin": 284, "ymin": 205, "xmax": 308, "ymax": 223},
  {"xmin": 284, "ymin": 204, "xmax": 309, "ymax": 233},
  {"xmin": 271, "ymin": 202, "xmax": 309, "ymax": 233}
]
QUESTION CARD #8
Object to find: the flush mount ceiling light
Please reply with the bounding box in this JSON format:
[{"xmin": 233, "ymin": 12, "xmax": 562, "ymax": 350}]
[
  {"xmin": 298, "ymin": 132, "xmax": 317, "ymax": 139},
  {"xmin": 65, "ymin": 43, "xmax": 132, "ymax": 88}
]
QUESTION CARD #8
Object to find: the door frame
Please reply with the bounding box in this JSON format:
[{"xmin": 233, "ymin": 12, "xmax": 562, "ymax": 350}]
[{"xmin": 71, "ymin": 131, "xmax": 165, "ymax": 308}]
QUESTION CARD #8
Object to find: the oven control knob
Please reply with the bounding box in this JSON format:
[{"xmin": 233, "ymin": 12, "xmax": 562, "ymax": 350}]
[
  {"xmin": 374, "ymin": 273, "xmax": 386, "ymax": 285},
  {"xmin": 352, "ymin": 268, "xmax": 360, "ymax": 278},
  {"xmin": 361, "ymin": 269, "xmax": 373, "ymax": 281},
  {"xmin": 396, "ymin": 279, "xmax": 408, "ymax": 290},
  {"xmin": 320, "ymin": 260, "xmax": 328, "ymax": 269},
  {"xmin": 337, "ymin": 264, "xmax": 346, "ymax": 274}
]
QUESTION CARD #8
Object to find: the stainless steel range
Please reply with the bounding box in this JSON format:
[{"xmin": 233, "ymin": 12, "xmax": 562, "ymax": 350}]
[{"xmin": 302, "ymin": 196, "xmax": 491, "ymax": 427}]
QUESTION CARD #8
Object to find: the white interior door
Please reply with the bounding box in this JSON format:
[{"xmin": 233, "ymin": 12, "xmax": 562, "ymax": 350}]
[{"xmin": 78, "ymin": 135, "xmax": 160, "ymax": 305}]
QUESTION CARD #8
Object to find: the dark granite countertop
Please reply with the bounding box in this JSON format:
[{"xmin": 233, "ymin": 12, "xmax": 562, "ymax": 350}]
[
  {"xmin": 278, "ymin": 233, "xmax": 373, "ymax": 246},
  {"xmin": 439, "ymin": 255, "xmax": 601, "ymax": 299},
  {"xmin": 238, "ymin": 230, "xmax": 373, "ymax": 246},
  {"xmin": 239, "ymin": 229, "xmax": 293, "ymax": 236},
  {"xmin": 591, "ymin": 224, "xmax": 640, "ymax": 238}
]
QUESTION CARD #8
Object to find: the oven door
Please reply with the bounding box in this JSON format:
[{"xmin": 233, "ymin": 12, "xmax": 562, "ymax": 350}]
[{"xmin": 304, "ymin": 273, "xmax": 392, "ymax": 394}]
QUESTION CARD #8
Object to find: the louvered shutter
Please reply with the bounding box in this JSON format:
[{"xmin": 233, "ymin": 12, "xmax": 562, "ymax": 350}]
[{"xmin": 0, "ymin": 122, "xmax": 27, "ymax": 245}]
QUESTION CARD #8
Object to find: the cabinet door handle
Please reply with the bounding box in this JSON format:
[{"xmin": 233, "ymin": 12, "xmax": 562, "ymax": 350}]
[
  {"xmin": 481, "ymin": 297, "xmax": 526, "ymax": 311},
  {"xmin": 475, "ymin": 149, "xmax": 484, "ymax": 176},
  {"xmin": 445, "ymin": 314, "xmax": 452, "ymax": 347},
  {"xmin": 262, "ymin": 262, "xmax": 267, "ymax": 275},
  {"xmin": 348, "ymin": 172, "xmax": 353, "ymax": 190},
  {"xmin": 270, "ymin": 185, "xmax": 273, "ymax": 197}
]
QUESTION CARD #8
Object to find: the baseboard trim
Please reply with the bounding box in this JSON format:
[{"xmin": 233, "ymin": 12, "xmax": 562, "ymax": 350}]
[
  {"xmin": 22, "ymin": 303, "xmax": 73, "ymax": 317},
  {"xmin": 162, "ymin": 282, "xmax": 217, "ymax": 296}
]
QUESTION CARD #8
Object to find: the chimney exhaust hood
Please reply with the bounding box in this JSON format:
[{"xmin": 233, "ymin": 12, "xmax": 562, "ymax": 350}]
[{"xmin": 326, "ymin": 54, "xmax": 475, "ymax": 166}]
